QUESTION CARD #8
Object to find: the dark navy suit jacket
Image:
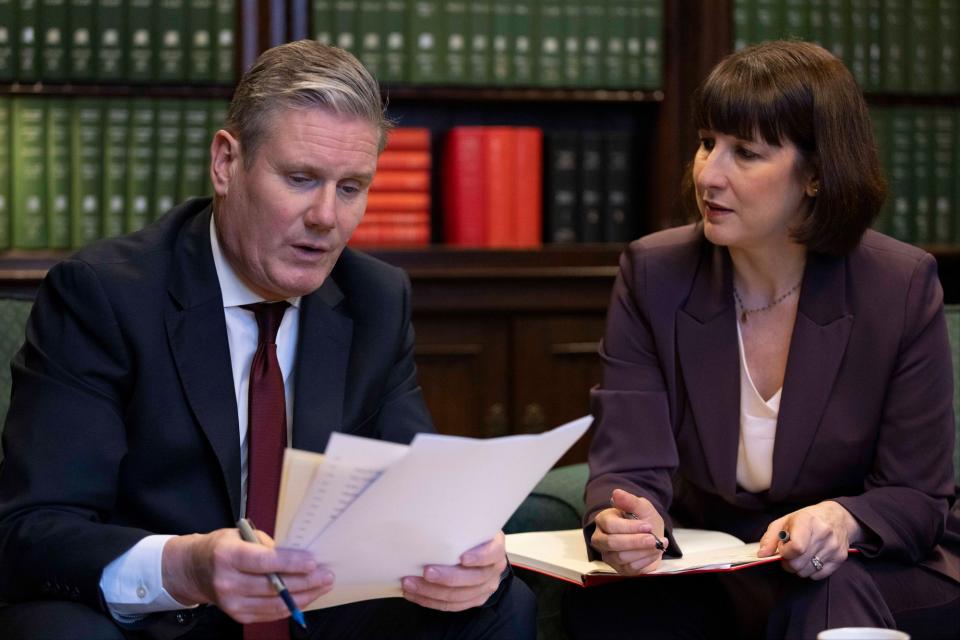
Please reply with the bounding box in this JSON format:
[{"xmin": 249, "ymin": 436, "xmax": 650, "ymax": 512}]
[
  {"xmin": 0, "ymin": 199, "xmax": 435, "ymax": 611},
  {"xmin": 585, "ymin": 224, "xmax": 959, "ymax": 583}
]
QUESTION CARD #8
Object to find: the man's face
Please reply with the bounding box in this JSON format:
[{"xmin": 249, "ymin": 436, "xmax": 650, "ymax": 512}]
[{"xmin": 214, "ymin": 107, "xmax": 379, "ymax": 300}]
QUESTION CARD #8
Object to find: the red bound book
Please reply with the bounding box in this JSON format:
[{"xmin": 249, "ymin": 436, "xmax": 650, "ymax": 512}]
[
  {"xmin": 484, "ymin": 127, "xmax": 517, "ymax": 248},
  {"xmin": 377, "ymin": 150, "xmax": 432, "ymax": 171},
  {"xmin": 366, "ymin": 192, "xmax": 431, "ymax": 211},
  {"xmin": 385, "ymin": 128, "xmax": 431, "ymax": 150},
  {"xmin": 370, "ymin": 170, "xmax": 431, "ymax": 192},
  {"xmin": 362, "ymin": 211, "xmax": 431, "ymax": 226},
  {"xmin": 443, "ymin": 127, "xmax": 487, "ymax": 246},
  {"xmin": 513, "ymin": 127, "xmax": 543, "ymax": 247}
]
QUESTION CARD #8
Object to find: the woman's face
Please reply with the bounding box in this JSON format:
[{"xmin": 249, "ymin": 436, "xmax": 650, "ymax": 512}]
[{"xmin": 693, "ymin": 129, "xmax": 817, "ymax": 251}]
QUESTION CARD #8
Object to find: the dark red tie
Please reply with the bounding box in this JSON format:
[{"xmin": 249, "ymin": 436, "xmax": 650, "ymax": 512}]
[{"xmin": 242, "ymin": 301, "xmax": 291, "ymax": 640}]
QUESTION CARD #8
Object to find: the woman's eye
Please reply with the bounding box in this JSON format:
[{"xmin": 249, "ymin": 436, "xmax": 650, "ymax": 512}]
[
  {"xmin": 736, "ymin": 147, "xmax": 758, "ymax": 159},
  {"xmin": 699, "ymin": 137, "xmax": 715, "ymax": 151}
]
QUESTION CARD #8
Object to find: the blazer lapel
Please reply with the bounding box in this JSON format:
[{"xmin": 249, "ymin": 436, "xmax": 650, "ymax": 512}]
[
  {"xmin": 291, "ymin": 277, "xmax": 353, "ymax": 454},
  {"xmin": 769, "ymin": 252, "xmax": 853, "ymax": 500},
  {"xmin": 677, "ymin": 244, "xmax": 741, "ymax": 499},
  {"xmin": 164, "ymin": 206, "xmax": 244, "ymax": 518}
]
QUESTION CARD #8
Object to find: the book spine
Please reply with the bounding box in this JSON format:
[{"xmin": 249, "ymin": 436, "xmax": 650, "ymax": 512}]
[
  {"xmin": 604, "ymin": 0, "xmax": 628, "ymax": 88},
  {"xmin": 782, "ymin": 0, "xmax": 809, "ymax": 40},
  {"xmin": 312, "ymin": 0, "xmax": 334, "ymax": 45},
  {"xmin": 824, "ymin": 0, "xmax": 848, "ymax": 61},
  {"xmin": 467, "ymin": 0, "xmax": 490, "ymax": 85},
  {"xmin": 366, "ymin": 191, "xmax": 431, "ymax": 211},
  {"xmin": 69, "ymin": 0, "xmax": 96, "ymax": 81},
  {"xmin": 11, "ymin": 97, "xmax": 47, "ymax": 249},
  {"xmin": 40, "ymin": 0, "xmax": 70, "ymax": 81},
  {"xmin": 101, "ymin": 100, "xmax": 130, "ymax": 239},
  {"xmin": 887, "ymin": 108, "xmax": 913, "ymax": 241},
  {"xmin": 152, "ymin": 99, "xmax": 180, "ymax": 220},
  {"xmin": 732, "ymin": 0, "xmax": 749, "ymax": 50},
  {"xmin": 538, "ymin": 0, "xmax": 564, "ymax": 87},
  {"xmin": 581, "ymin": 1, "xmax": 604, "ymax": 88},
  {"xmin": 444, "ymin": 0, "xmax": 469, "ymax": 84},
  {"xmin": 370, "ymin": 170, "xmax": 430, "ymax": 192},
  {"xmin": 126, "ymin": 97, "xmax": 155, "ymax": 233},
  {"xmin": 848, "ymin": 0, "xmax": 869, "ymax": 88},
  {"xmin": 376, "ymin": 149, "xmax": 431, "ymax": 170},
  {"xmin": 562, "ymin": 0, "xmax": 581, "ymax": 87},
  {"xmin": 70, "ymin": 98, "xmax": 103, "ymax": 247},
  {"xmin": 624, "ymin": 0, "xmax": 641, "ymax": 89},
  {"xmin": 381, "ymin": 0, "xmax": 406, "ymax": 83},
  {"xmin": 0, "ymin": 0, "xmax": 14, "ymax": 81},
  {"xmin": 357, "ymin": 0, "xmax": 384, "ymax": 78},
  {"xmin": 214, "ymin": 0, "xmax": 235, "ymax": 84},
  {"xmin": 96, "ymin": 0, "xmax": 125, "ymax": 81},
  {"xmin": 513, "ymin": 127, "xmax": 542, "ymax": 247},
  {"xmin": 955, "ymin": 107, "xmax": 960, "ymax": 244},
  {"xmin": 753, "ymin": 0, "xmax": 780, "ymax": 42},
  {"xmin": 871, "ymin": 106, "xmax": 892, "ymax": 235},
  {"xmin": 490, "ymin": 0, "xmax": 512, "ymax": 84},
  {"xmin": 865, "ymin": 0, "xmax": 882, "ymax": 92},
  {"xmin": 881, "ymin": 0, "xmax": 907, "ymax": 92},
  {"xmin": 604, "ymin": 131, "xmax": 633, "ymax": 243},
  {"xmin": 545, "ymin": 131, "xmax": 579, "ymax": 243},
  {"xmin": 385, "ymin": 127, "xmax": 431, "ymax": 150},
  {"xmin": 511, "ymin": 0, "xmax": 534, "ymax": 86},
  {"xmin": 334, "ymin": 0, "xmax": 359, "ymax": 54},
  {"xmin": 932, "ymin": 109, "xmax": 955, "ymax": 243},
  {"xmin": 188, "ymin": 0, "xmax": 215, "ymax": 83},
  {"xmin": 442, "ymin": 127, "xmax": 486, "ymax": 246},
  {"xmin": 639, "ymin": 0, "xmax": 662, "ymax": 88},
  {"xmin": 409, "ymin": 0, "xmax": 442, "ymax": 83},
  {"xmin": 0, "ymin": 97, "xmax": 9, "ymax": 248},
  {"xmin": 128, "ymin": 0, "xmax": 154, "ymax": 82},
  {"xmin": 17, "ymin": 0, "xmax": 39, "ymax": 81},
  {"xmin": 157, "ymin": 0, "xmax": 186, "ymax": 82},
  {"xmin": 911, "ymin": 109, "xmax": 932, "ymax": 244},
  {"xmin": 937, "ymin": 0, "xmax": 959, "ymax": 93},
  {"xmin": 484, "ymin": 127, "xmax": 516, "ymax": 247},
  {"xmin": 46, "ymin": 98, "xmax": 72, "ymax": 248},
  {"xmin": 578, "ymin": 132, "xmax": 602, "ymax": 243},
  {"xmin": 906, "ymin": 0, "xmax": 936, "ymax": 93},
  {"xmin": 177, "ymin": 102, "xmax": 210, "ymax": 202}
]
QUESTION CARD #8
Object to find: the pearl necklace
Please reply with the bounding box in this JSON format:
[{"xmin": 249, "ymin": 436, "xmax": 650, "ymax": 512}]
[{"xmin": 732, "ymin": 281, "xmax": 802, "ymax": 324}]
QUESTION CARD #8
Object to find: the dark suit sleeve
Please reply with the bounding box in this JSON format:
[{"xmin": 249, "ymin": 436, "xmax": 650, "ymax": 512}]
[
  {"xmin": 0, "ymin": 259, "xmax": 151, "ymax": 610},
  {"xmin": 835, "ymin": 254, "xmax": 956, "ymax": 563},
  {"xmin": 583, "ymin": 248, "xmax": 680, "ymax": 556}
]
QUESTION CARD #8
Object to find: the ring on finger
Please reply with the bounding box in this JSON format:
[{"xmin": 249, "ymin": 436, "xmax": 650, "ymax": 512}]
[{"xmin": 811, "ymin": 555, "xmax": 824, "ymax": 572}]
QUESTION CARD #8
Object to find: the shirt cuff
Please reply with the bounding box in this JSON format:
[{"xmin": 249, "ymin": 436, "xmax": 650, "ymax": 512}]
[{"xmin": 100, "ymin": 534, "xmax": 199, "ymax": 620}]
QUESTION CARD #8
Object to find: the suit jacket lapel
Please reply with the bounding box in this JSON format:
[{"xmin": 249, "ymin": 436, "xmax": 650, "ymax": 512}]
[
  {"xmin": 769, "ymin": 252, "xmax": 853, "ymax": 499},
  {"xmin": 291, "ymin": 277, "xmax": 353, "ymax": 454},
  {"xmin": 677, "ymin": 243, "xmax": 741, "ymax": 499},
  {"xmin": 164, "ymin": 206, "xmax": 244, "ymax": 518}
]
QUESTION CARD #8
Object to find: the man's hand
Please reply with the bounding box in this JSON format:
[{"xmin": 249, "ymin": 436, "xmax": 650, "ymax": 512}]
[
  {"xmin": 162, "ymin": 528, "xmax": 334, "ymax": 624},
  {"xmin": 758, "ymin": 501, "xmax": 863, "ymax": 580},
  {"xmin": 590, "ymin": 488, "xmax": 667, "ymax": 575},
  {"xmin": 401, "ymin": 531, "xmax": 507, "ymax": 612}
]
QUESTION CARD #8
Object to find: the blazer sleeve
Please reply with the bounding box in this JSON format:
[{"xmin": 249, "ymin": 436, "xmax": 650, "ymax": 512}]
[
  {"xmin": 583, "ymin": 247, "xmax": 680, "ymax": 553},
  {"xmin": 834, "ymin": 254, "xmax": 957, "ymax": 563},
  {"xmin": 0, "ymin": 259, "xmax": 151, "ymax": 611}
]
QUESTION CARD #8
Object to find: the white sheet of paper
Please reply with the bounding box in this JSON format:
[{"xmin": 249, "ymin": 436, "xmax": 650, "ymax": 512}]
[{"xmin": 303, "ymin": 415, "xmax": 592, "ymax": 609}]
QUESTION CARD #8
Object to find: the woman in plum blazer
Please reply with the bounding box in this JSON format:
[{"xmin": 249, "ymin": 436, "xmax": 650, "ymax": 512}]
[{"xmin": 565, "ymin": 41, "xmax": 959, "ymax": 639}]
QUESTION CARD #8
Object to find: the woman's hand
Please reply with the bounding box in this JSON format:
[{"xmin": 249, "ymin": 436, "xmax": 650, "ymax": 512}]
[
  {"xmin": 758, "ymin": 500, "xmax": 863, "ymax": 580},
  {"xmin": 590, "ymin": 488, "xmax": 668, "ymax": 575}
]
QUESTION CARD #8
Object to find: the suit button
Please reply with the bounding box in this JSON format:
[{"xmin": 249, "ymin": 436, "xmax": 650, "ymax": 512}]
[{"xmin": 175, "ymin": 612, "xmax": 188, "ymax": 625}]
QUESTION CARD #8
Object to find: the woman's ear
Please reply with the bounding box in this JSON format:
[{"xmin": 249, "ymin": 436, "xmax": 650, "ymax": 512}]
[
  {"xmin": 805, "ymin": 178, "xmax": 820, "ymax": 198},
  {"xmin": 210, "ymin": 130, "xmax": 241, "ymax": 197}
]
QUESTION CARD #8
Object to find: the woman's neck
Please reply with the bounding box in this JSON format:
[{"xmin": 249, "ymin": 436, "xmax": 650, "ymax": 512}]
[{"xmin": 729, "ymin": 243, "xmax": 807, "ymax": 300}]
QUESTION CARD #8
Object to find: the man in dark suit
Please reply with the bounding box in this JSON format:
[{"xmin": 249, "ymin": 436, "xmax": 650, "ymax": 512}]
[{"xmin": 0, "ymin": 41, "xmax": 535, "ymax": 639}]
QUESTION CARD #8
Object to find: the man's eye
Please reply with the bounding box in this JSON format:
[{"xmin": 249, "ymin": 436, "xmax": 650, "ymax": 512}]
[
  {"xmin": 339, "ymin": 183, "xmax": 361, "ymax": 196},
  {"xmin": 288, "ymin": 175, "xmax": 313, "ymax": 186}
]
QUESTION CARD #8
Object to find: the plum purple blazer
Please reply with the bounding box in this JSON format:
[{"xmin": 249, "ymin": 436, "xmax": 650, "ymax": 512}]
[{"xmin": 585, "ymin": 223, "xmax": 959, "ymax": 583}]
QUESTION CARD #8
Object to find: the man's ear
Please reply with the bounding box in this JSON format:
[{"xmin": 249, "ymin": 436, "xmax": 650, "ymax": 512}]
[{"xmin": 210, "ymin": 130, "xmax": 241, "ymax": 197}]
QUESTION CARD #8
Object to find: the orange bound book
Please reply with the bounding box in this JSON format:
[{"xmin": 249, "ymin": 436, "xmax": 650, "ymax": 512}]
[
  {"xmin": 362, "ymin": 211, "xmax": 431, "ymax": 225},
  {"xmin": 513, "ymin": 128, "xmax": 543, "ymax": 247},
  {"xmin": 484, "ymin": 128, "xmax": 517, "ymax": 248},
  {"xmin": 370, "ymin": 170, "xmax": 431, "ymax": 192},
  {"xmin": 377, "ymin": 150, "xmax": 432, "ymax": 171},
  {"xmin": 366, "ymin": 192, "xmax": 431, "ymax": 212},
  {"xmin": 350, "ymin": 223, "xmax": 431, "ymax": 246},
  {"xmin": 385, "ymin": 128, "xmax": 431, "ymax": 150},
  {"xmin": 442, "ymin": 127, "xmax": 487, "ymax": 246}
]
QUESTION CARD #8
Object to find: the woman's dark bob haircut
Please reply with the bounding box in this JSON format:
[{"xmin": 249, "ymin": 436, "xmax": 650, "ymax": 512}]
[{"xmin": 689, "ymin": 40, "xmax": 886, "ymax": 255}]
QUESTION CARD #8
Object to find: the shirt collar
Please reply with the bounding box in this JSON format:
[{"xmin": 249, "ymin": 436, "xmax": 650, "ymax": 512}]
[{"xmin": 209, "ymin": 214, "xmax": 302, "ymax": 310}]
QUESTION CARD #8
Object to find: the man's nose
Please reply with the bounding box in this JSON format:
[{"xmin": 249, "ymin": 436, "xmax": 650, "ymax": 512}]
[{"xmin": 304, "ymin": 186, "xmax": 337, "ymax": 229}]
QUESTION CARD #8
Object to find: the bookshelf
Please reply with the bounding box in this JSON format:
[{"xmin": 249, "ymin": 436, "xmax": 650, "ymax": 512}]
[{"xmin": 0, "ymin": 0, "xmax": 958, "ymax": 457}]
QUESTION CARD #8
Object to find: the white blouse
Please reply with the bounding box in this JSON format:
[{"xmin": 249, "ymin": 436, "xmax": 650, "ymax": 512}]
[{"xmin": 735, "ymin": 321, "xmax": 781, "ymax": 493}]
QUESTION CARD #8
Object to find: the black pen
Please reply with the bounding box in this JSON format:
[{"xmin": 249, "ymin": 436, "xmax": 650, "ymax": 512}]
[
  {"xmin": 236, "ymin": 518, "xmax": 307, "ymax": 630},
  {"xmin": 610, "ymin": 498, "xmax": 665, "ymax": 550}
]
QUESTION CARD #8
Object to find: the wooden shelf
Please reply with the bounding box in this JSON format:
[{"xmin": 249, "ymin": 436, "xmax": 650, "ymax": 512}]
[
  {"xmin": 0, "ymin": 83, "xmax": 236, "ymax": 99},
  {"xmin": 382, "ymin": 86, "xmax": 665, "ymax": 104}
]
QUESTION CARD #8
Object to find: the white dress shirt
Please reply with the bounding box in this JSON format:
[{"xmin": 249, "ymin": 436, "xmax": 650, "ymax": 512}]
[
  {"xmin": 100, "ymin": 216, "xmax": 300, "ymax": 618},
  {"xmin": 735, "ymin": 321, "xmax": 781, "ymax": 493}
]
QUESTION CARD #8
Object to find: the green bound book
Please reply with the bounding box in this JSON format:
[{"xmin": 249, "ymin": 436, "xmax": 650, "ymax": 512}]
[
  {"xmin": 17, "ymin": 0, "xmax": 39, "ymax": 81},
  {"xmin": 603, "ymin": 0, "xmax": 628, "ymax": 88},
  {"xmin": 0, "ymin": 97, "xmax": 10, "ymax": 249},
  {"xmin": 639, "ymin": 0, "xmax": 662, "ymax": 89},
  {"xmin": 887, "ymin": 108, "xmax": 913, "ymax": 242},
  {"xmin": 624, "ymin": 0, "xmax": 641, "ymax": 89},
  {"xmin": 931, "ymin": 109, "xmax": 955, "ymax": 243},
  {"xmin": 40, "ymin": 0, "xmax": 70, "ymax": 81},
  {"xmin": 937, "ymin": 0, "xmax": 959, "ymax": 93},
  {"xmin": 906, "ymin": 0, "xmax": 936, "ymax": 94},
  {"xmin": 128, "ymin": 0, "xmax": 154, "ymax": 82},
  {"xmin": 581, "ymin": 1, "xmax": 605, "ymax": 87},
  {"xmin": 11, "ymin": 98, "xmax": 47, "ymax": 249},
  {"xmin": 490, "ymin": 0, "xmax": 512, "ymax": 84},
  {"xmin": 807, "ymin": 0, "xmax": 828, "ymax": 47},
  {"xmin": 954, "ymin": 108, "xmax": 960, "ymax": 244},
  {"xmin": 753, "ymin": 0, "xmax": 780, "ymax": 43},
  {"xmin": 157, "ymin": 0, "xmax": 186, "ymax": 82},
  {"xmin": 70, "ymin": 98, "xmax": 103, "ymax": 247},
  {"xmin": 782, "ymin": 0, "xmax": 809, "ymax": 40},
  {"xmin": 70, "ymin": 0, "xmax": 96, "ymax": 81},
  {"xmin": 511, "ymin": 0, "xmax": 535, "ymax": 86},
  {"xmin": 382, "ymin": 0, "xmax": 407, "ymax": 83},
  {"xmin": 824, "ymin": 0, "xmax": 848, "ymax": 62},
  {"xmin": 881, "ymin": 0, "xmax": 907, "ymax": 92},
  {"xmin": 538, "ymin": 0, "xmax": 564, "ymax": 87},
  {"xmin": 152, "ymin": 100, "xmax": 180, "ymax": 220},
  {"xmin": 188, "ymin": 0, "xmax": 215, "ymax": 83},
  {"xmin": 101, "ymin": 100, "xmax": 130, "ymax": 239},
  {"xmin": 871, "ymin": 107, "xmax": 892, "ymax": 235},
  {"xmin": 865, "ymin": 0, "xmax": 882, "ymax": 92},
  {"xmin": 444, "ymin": 0, "xmax": 470, "ymax": 84},
  {"xmin": 911, "ymin": 109, "xmax": 933, "ymax": 244},
  {"xmin": 46, "ymin": 99, "xmax": 72, "ymax": 248},
  {"xmin": 848, "ymin": 0, "xmax": 869, "ymax": 88},
  {"xmin": 177, "ymin": 103, "xmax": 210, "ymax": 202},
  {"xmin": 562, "ymin": 0, "xmax": 582, "ymax": 87},
  {"xmin": 357, "ymin": 0, "xmax": 385, "ymax": 78},
  {"xmin": 96, "ymin": 0, "xmax": 125, "ymax": 81},
  {"xmin": 732, "ymin": 0, "xmax": 749, "ymax": 50},
  {"xmin": 214, "ymin": 0, "xmax": 235, "ymax": 84},
  {"xmin": 334, "ymin": 0, "xmax": 359, "ymax": 54},
  {"xmin": 409, "ymin": 0, "xmax": 442, "ymax": 84},
  {"xmin": 312, "ymin": 0, "xmax": 334, "ymax": 45},
  {"xmin": 126, "ymin": 98, "xmax": 155, "ymax": 233},
  {"xmin": 0, "ymin": 0, "xmax": 15, "ymax": 81}
]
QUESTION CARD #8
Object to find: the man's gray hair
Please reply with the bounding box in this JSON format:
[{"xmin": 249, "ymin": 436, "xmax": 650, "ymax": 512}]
[{"xmin": 225, "ymin": 40, "xmax": 392, "ymax": 166}]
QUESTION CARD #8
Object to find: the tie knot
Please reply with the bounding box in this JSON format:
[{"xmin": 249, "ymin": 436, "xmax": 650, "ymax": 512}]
[{"xmin": 242, "ymin": 301, "xmax": 289, "ymax": 345}]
